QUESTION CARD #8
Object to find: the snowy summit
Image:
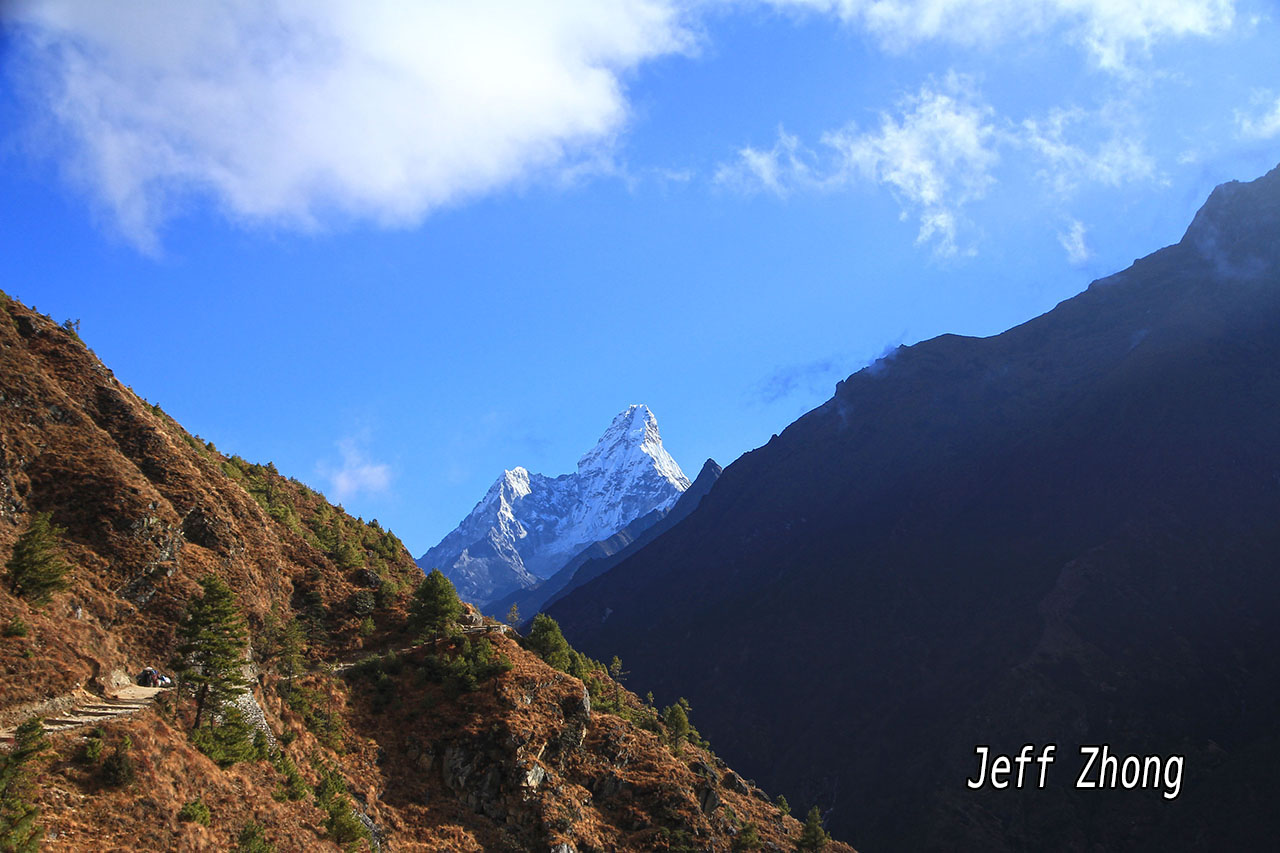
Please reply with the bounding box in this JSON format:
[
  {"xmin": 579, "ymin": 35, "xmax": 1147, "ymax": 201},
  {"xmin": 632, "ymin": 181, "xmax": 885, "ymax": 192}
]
[{"xmin": 417, "ymin": 405, "xmax": 689, "ymax": 605}]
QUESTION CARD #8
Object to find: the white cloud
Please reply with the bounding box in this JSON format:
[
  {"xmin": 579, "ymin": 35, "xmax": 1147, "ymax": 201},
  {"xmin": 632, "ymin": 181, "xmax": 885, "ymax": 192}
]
[
  {"xmin": 5, "ymin": 0, "xmax": 692, "ymax": 251},
  {"xmin": 825, "ymin": 76, "xmax": 998, "ymax": 255},
  {"xmin": 1021, "ymin": 108, "xmax": 1157, "ymax": 194},
  {"xmin": 714, "ymin": 128, "xmax": 819, "ymax": 196},
  {"xmin": 717, "ymin": 76, "xmax": 1174, "ymax": 257},
  {"xmin": 319, "ymin": 438, "xmax": 392, "ymax": 503},
  {"xmin": 1057, "ymin": 218, "xmax": 1091, "ymax": 264},
  {"xmin": 718, "ymin": 76, "xmax": 999, "ymax": 255},
  {"xmin": 1237, "ymin": 94, "xmax": 1280, "ymax": 139},
  {"xmin": 764, "ymin": 0, "xmax": 1236, "ymax": 71}
]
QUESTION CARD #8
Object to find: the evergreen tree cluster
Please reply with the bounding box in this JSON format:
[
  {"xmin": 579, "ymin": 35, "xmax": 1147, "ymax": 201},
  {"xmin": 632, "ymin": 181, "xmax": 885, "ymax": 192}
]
[
  {"xmin": 4, "ymin": 512, "xmax": 71, "ymax": 606},
  {"xmin": 0, "ymin": 718, "xmax": 48, "ymax": 852},
  {"xmin": 521, "ymin": 613, "xmax": 704, "ymax": 746},
  {"xmin": 220, "ymin": 455, "xmax": 407, "ymax": 586}
]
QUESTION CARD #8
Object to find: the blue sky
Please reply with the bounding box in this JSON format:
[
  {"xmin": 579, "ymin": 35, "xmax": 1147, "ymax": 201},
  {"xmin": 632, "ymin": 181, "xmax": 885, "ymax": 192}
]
[{"xmin": 2, "ymin": 1, "xmax": 1278, "ymax": 553}]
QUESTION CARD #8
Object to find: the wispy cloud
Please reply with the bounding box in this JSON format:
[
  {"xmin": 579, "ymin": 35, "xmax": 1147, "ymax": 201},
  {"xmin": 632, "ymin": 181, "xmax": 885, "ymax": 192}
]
[
  {"xmin": 715, "ymin": 128, "xmax": 821, "ymax": 196},
  {"xmin": 757, "ymin": 356, "xmax": 845, "ymax": 403},
  {"xmin": 825, "ymin": 75, "xmax": 998, "ymax": 256},
  {"xmin": 318, "ymin": 438, "xmax": 392, "ymax": 503},
  {"xmin": 4, "ymin": 0, "xmax": 694, "ymax": 252},
  {"xmin": 1236, "ymin": 93, "xmax": 1280, "ymax": 139},
  {"xmin": 717, "ymin": 75, "xmax": 1174, "ymax": 257},
  {"xmin": 764, "ymin": 0, "xmax": 1237, "ymax": 72},
  {"xmin": 1058, "ymin": 218, "xmax": 1091, "ymax": 265},
  {"xmin": 718, "ymin": 75, "xmax": 998, "ymax": 255},
  {"xmin": 1021, "ymin": 107, "xmax": 1157, "ymax": 195}
]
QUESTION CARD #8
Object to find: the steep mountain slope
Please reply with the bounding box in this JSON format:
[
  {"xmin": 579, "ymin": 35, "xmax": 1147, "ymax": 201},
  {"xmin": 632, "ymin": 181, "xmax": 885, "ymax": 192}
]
[
  {"xmin": 0, "ymin": 295, "xmax": 842, "ymax": 852},
  {"xmin": 419, "ymin": 405, "xmax": 690, "ymax": 606},
  {"xmin": 549, "ymin": 164, "xmax": 1280, "ymax": 850},
  {"xmin": 491, "ymin": 459, "xmax": 723, "ymax": 621}
]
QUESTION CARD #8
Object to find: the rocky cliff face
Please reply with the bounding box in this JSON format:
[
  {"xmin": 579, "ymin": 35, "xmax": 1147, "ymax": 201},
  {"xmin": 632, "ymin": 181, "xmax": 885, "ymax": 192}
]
[
  {"xmin": 418, "ymin": 405, "xmax": 690, "ymax": 605},
  {"xmin": 0, "ymin": 295, "xmax": 835, "ymax": 852},
  {"xmin": 548, "ymin": 164, "xmax": 1280, "ymax": 850}
]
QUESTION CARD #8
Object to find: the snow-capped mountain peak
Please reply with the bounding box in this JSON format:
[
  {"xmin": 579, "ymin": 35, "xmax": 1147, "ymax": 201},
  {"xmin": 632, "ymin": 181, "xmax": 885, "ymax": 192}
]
[
  {"xmin": 576, "ymin": 404, "xmax": 689, "ymax": 488},
  {"xmin": 417, "ymin": 405, "xmax": 689, "ymax": 605}
]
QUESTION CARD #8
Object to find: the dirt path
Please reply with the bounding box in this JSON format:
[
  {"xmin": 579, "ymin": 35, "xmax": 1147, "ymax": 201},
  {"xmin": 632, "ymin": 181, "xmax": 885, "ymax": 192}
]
[
  {"xmin": 0, "ymin": 685, "xmax": 169, "ymax": 743},
  {"xmin": 330, "ymin": 624, "xmax": 511, "ymax": 673}
]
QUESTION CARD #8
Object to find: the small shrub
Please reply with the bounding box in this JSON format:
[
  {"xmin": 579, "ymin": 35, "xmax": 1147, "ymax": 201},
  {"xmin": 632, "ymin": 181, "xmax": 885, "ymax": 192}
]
[
  {"xmin": 732, "ymin": 821, "xmax": 763, "ymax": 851},
  {"xmin": 191, "ymin": 707, "xmax": 258, "ymax": 767},
  {"xmin": 313, "ymin": 764, "xmax": 346, "ymax": 808},
  {"xmin": 271, "ymin": 752, "xmax": 310, "ymax": 802},
  {"xmin": 350, "ymin": 589, "xmax": 376, "ymax": 617},
  {"xmin": 775, "ymin": 794, "xmax": 791, "ymax": 816},
  {"xmin": 371, "ymin": 672, "xmax": 397, "ymax": 713},
  {"xmin": 233, "ymin": 820, "xmax": 274, "ymax": 853},
  {"xmin": 379, "ymin": 651, "xmax": 403, "ymax": 675},
  {"xmin": 80, "ymin": 736, "xmax": 104, "ymax": 763},
  {"xmin": 99, "ymin": 746, "xmax": 135, "ymax": 787},
  {"xmin": 2, "ymin": 617, "xmax": 28, "ymax": 637},
  {"xmin": 178, "ymin": 799, "xmax": 212, "ymax": 826},
  {"xmin": 282, "ymin": 685, "xmax": 343, "ymax": 751},
  {"xmin": 325, "ymin": 797, "xmax": 370, "ymax": 846},
  {"xmin": 358, "ymin": 617, "xmax": 375, "ymax": 638},
  {"xmin": 252, "ymin": 729, "xmax": 271, "ymax": 761}
]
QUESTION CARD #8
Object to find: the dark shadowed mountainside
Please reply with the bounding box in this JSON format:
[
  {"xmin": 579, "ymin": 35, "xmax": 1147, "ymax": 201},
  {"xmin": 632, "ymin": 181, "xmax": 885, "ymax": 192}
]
[{"xmin": 548, "ymin": 164, "xmax": 1280, "ymax": 850}]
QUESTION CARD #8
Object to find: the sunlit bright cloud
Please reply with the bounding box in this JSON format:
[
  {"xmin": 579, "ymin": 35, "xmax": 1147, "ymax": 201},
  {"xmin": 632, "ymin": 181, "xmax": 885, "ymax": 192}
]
[
  {"xmin": 4, "ymin": 0, "xmax": 693, "ymax": 252},
  {"xmin": 0, "ymin": 0, "xmax": 1245, "ymax": 254}
]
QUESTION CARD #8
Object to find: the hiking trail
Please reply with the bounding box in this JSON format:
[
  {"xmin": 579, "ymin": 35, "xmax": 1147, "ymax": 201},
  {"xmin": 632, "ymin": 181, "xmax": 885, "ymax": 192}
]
[{"xmin": 0, "ymin": 685, "xmax": 168, "ymax": 743}]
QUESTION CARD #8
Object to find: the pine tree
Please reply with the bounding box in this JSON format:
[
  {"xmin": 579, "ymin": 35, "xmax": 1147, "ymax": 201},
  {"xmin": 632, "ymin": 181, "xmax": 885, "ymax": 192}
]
[
  {"xmin": 663, "ymin": 703, "xmax": 690, "ymax": 753},
  {"xmin": 733, "ymin": 822, "xmax": 763, "ymax": 852},
  {"xmin": 335, "ymin": 540, "xmax": 363, "ymax": 570},
  {"xmin": 795, "ymin": 805, "xmax": 831, "ymax": 852},
  {"xmin": 0, "ymin": 718, "xmax": 48, "ymax": 852},
  {"xmin": 608, "ymin": 655, "xmax": 628, "ymax": 708},
  {"xmin": 526, "ymin": 613, "xmax": 572, "ymax": 671},
  {"xmin": 775, "ymin": 793, "xmax": 791, "ymax": 816},
  {"xmin": 5, "ymin": 512, "xmax": 71, "ymax": 606},
  {"xmin": 504, "ymin": 603, "xmax": 521, "ymax": 630},
  {"xmin": 407, "ymin": 569, "xmax": 462, "ymax": 642},
  {"xmin": 277, "ymin": 617, "xmax": 307, "ymax": 678},
  {"xmin": 175, "ymin": 574, "xmax": 250, "ymax": 728}
]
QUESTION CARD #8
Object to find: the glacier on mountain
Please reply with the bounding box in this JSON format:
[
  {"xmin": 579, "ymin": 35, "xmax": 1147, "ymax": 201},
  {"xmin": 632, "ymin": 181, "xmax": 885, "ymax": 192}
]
[{"xmin": 417, "ymin": 405, "xmax": 689, "ymax": 605}]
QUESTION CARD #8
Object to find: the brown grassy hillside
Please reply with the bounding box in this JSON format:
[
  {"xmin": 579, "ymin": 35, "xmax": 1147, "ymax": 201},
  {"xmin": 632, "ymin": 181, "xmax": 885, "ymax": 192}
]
[{"xmin": 0, "ymin": 291, "xmax": 850, "ymax": 852}]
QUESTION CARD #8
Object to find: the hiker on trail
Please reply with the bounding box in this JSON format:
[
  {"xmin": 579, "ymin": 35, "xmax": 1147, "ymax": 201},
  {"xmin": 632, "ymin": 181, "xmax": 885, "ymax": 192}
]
[{"xmin": 137, "ymin": 667, "xmax": 159, "ymax": 687}]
